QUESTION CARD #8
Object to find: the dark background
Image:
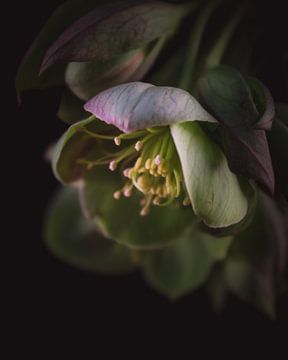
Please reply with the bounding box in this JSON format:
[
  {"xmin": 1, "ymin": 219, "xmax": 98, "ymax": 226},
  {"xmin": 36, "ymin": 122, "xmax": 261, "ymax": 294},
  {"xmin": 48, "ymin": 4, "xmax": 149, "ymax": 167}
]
[{"xmin": 8, "ymin": 0, "xmax": 287, "ymax": 343}]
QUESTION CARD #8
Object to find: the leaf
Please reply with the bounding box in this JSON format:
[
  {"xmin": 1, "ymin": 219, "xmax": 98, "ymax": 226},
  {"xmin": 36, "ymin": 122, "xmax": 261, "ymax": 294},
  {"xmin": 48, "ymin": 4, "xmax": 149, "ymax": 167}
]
[
  {"xmin": 246, "ymin": 77, "xmax": 275, "ymax": 130},
  {"xmin": 198, "ymin": 65, "xmax": 275, "ymax": 194},
  {"xmin": 80, "ymin": 167, "xmax": 193, "ymax": 249},
  {"xmin": 40, "ymin": 2, "xmax": 187, "ymax": 73},
  {"xmin": 52, "ymin": 117, "xmax": 114, "ymax": 184},
  {"xmin": 16, "ymin": 0, "xmax": 116, "ymax": 94},
  {"xmin": 84, "ymin": 82, "xmax": 217, "ymax": 133},
  {"xmin": 171, "ymin": 122, "xmax": 249, "ymax": 228},
  {"xmin": 65, "ymin": 37, "xmax": 166, "ymax": 102},
  {"xmin": 65, "ymin": 49, "xmax": 145, "ymax": 101},
  {"xmin": 57, "ymin": 89, "xmax": 88, "ymax": 124},
  {"xmin": 44, "ymin": 186, "xmax": 135, "ymax": 274},
  {"xmin": 141, "ymin": 228, "xmax": 232, "ymax": 300},
  {"xmin": 224, "ymin": 192, "xmax": 288, "ymax": 318}
]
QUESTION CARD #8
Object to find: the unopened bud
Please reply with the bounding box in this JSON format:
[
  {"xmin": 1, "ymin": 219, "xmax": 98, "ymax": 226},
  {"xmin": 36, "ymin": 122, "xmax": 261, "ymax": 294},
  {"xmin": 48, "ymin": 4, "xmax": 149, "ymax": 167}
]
[{"xmin": 145, "ymin": 158, "xmax": 152, "ymax": 170}]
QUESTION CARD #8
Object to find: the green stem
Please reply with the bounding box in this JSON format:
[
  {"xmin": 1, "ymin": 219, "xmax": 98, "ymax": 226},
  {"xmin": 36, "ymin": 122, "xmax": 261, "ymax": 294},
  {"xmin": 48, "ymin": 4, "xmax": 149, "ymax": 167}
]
[
  {"xmin": 205, "ymin": 2, "xmax": 247, "ymax": 69},
  {"xmin": 179, "ymin": 0, "xmax": 222, "ymax": 91}
]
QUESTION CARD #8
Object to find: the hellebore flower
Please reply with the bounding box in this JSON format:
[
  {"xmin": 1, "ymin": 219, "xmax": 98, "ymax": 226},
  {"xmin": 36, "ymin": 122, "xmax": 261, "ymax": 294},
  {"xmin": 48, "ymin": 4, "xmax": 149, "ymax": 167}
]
[
  {"xmin": 20, "ymin": 0, "xmax": 288, "ymax": 315},
  {"xmin": 53, "ymin": 81, "xmax": 250, "ymax": 232}
]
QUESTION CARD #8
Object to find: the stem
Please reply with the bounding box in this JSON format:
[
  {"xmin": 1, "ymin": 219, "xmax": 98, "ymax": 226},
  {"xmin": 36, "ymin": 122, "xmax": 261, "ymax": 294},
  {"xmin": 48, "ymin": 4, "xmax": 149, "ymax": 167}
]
[
  {"xmin": 205, "ymin": 2, "xmax": 247, "ymax": 69},
  {"xmin": 179, "ymin": 0, "xmax": 222, "ymax": 91}
]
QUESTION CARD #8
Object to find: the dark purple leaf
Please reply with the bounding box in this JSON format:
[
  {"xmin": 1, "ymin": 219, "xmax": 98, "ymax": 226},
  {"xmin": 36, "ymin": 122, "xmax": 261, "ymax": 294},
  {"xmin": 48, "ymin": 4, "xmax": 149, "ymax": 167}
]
[
  {"xmin": 16, "ymin": 0, "xmax": 117, "ymax": 94},
  {"xmin": 40, "ymin": 1, "xmax": 186, "ymax": 74}
]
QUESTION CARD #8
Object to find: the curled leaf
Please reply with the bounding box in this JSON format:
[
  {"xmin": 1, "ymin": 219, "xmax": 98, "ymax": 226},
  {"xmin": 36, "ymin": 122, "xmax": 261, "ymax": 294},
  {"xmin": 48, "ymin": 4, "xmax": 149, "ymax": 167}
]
[
  {"xmin": 65, "ymin": 37, "xmax": 165, "ymax": 102},
  {"xmin": 65, "ymin": 49, "xmax": 145, "ymax": 101},
  {"xmin": 84, "ymin": 82, "xmax": 217, "ymax": 133}
]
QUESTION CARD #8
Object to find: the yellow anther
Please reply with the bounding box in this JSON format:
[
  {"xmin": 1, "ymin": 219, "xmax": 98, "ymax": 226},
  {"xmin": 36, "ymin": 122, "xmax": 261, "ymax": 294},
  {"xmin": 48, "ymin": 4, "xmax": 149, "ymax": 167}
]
[
  {"xmin": 158, "ymin": 161, "xmax": 168, "ymax": 174},
  {"xmin": 151, "ymin": 162, "xmax": 157, "ymax": 171},
  {"xmin": 134, "ymin": 157, "xmax": 142, "ymax": 171},
  {"xmin": 155, "ymin": 185, "xmax": 163, "ymax": 196},
  {"xmin": 136, "ymin": 174, "xmax": 153, "ymax": 192},
  {"xmin": 157, "ymin": 166, "xmax": 163, "ymax": 176},
  {"xmin": 145, "ymin": 158, "xmax": 152, "ymax": 170},
  {"xmin": 138, "ymin": 167, "xmax": 146, "ymax": 174}
]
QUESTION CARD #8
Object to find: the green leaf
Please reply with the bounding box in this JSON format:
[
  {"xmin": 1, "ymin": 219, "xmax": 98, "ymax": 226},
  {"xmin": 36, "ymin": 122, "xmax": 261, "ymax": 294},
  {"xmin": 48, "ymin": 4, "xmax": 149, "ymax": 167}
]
[
  {"xmin": 198, "ymin": 65, "xmax": 275, "ymax": 194},
  {"xmin": 16, "ymin": 0, "xmax": 116, "ymax": 94},
  {"xmin": 199, "ymin": 65, "xmax": 259, "ymax": 128},
  {"xmin": 64, "ymin": 37, "xmax": 166, "ymax": 103},
  {"xmin": 44, "ymin": 186, "xmax": 135, "ymax": 274},
  {"xmin": 141, "ymin": 228, "xmax": 232, "ymax": 300},
  {"xmin": 52, "ymin": 117, "xmax": 114, "ymax": 183},
  {"xmin": 41, "ymin": 2, "xmax": 187, "ymax": 72},
  {"xmin": 171, "ymin": 122, "xmax": 249, "ymax": 228},
  {"xmin": 81, "ymin": 168, "xmax": 193, "ymax": 249},
  {"xmin": 65, "ymin": 49, "xmax": 145, "ymax": 101},
  {"xmin": 224, "ymin": 192, "xmax": 288, "ymax": 318},
  {"xmin": 57, "ymin": 89, "xmax": 87, "ymax": 124}
]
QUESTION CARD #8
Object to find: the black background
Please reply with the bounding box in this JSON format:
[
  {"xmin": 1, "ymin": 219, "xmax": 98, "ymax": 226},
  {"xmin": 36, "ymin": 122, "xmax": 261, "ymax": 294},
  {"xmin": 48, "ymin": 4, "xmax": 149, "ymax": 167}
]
[{"xmin": 8, "ymin": 0, "xmax": 288, "ymax": 346}]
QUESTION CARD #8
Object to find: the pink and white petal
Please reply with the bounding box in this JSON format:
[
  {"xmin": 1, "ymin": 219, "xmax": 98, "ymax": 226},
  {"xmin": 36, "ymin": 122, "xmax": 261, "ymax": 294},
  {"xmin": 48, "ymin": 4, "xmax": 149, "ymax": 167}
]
[{"xmin": 84, "ymin": 82, "xmax": 217, "ymax": 133}]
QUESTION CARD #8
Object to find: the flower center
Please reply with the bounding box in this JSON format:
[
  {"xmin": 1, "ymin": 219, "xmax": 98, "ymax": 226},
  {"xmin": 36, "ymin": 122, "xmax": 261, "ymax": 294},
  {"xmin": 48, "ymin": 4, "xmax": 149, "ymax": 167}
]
[{"xmin": 78, "ymin": 126, "xmax": 190, "ymax": 216}]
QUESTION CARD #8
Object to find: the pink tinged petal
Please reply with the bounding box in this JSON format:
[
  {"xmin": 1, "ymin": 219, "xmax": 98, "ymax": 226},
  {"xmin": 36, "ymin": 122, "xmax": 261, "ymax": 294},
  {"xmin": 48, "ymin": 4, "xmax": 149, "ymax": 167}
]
[{"xmin": 84, "ymin": 82, "xmax": 217, "ymax": 133}]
